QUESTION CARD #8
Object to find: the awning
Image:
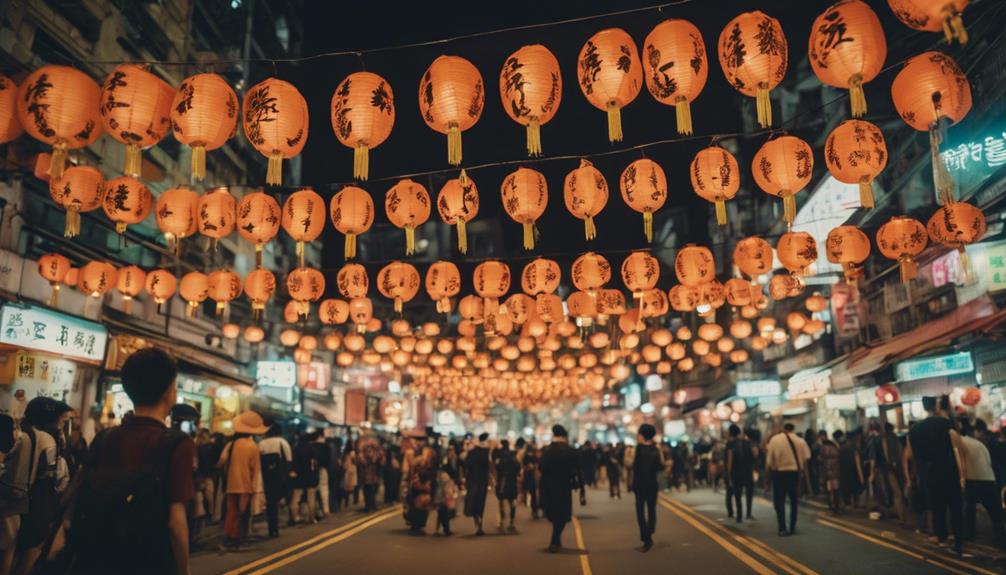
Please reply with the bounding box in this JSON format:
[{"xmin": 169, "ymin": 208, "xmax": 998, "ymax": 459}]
[{"xmin": 847, "ymin": 295, "xmax": 1006, "ymax": 378}]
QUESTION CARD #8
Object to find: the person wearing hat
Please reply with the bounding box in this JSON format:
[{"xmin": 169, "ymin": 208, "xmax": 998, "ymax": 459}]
[
  {"xmin": 539, "ymin": 425, "xmax": 585, "ymax": 552},
  {"xmin": 217, "ymin": 411, "xmax": 268, "ymax": 550}
]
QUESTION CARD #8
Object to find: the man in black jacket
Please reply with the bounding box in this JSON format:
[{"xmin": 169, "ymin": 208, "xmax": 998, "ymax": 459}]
[
  {"xmin": 540, "ymin": 425, "xmax": 585, "ymax": 552},
  {"xmin": 632, "ymin": 424, "xmax": 664, "ymax": 551}
]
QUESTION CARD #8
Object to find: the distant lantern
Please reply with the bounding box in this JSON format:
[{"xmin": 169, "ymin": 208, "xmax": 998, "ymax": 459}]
[
  {"xmin": 283, "ymin": 301, "xmax": 301, "ymax": 324},
  {"xmin": 806, "ymin": 293, "xmax": 828, "ymax": 313},
  {"xmin": 17, "ymin": 66, "xmax": 101, "ymax": 178},
  {"xmin": 718, "ymin": 11, "xmax": 788, "ymax": 128},
  {"xmin": 675, "ymin": 244, "xmax": 716, "ymax": 287},
  {"xmin": 243, "ymin": 78, "xmax": 308, "ymax": 185},
  {"xmin": 337, "ymin": 263, "xmax": 369, "ymax": 301},
  {"xmin": 752, "ymin": 135, "xmax": 813, "ymax": 227},
  {"xmin": 425, "ymin": 261, "xmax": 461, "ymax": 314},
  {"xmin": 809, "ymin": 1, "xmax": 887, "ymax": 117},
  {"xmin": 927, "ymin": 201, "xmax": 985, "ymax": 278},
  {"xmin": 459, "ymin": 295, "xmax": 485, "ymax": 324},
  {"xmin": 244, "ymin": 268, "xmax": 276, "ymax": 319},
  {"xmin": 197, "ymin": 186, "xmax": 236, "ymax": 250},
  {"xmin": 349, "ymin": 297, "xmax": 374, "ymax": 332},
  {"xmin": 733, "ymin": 236, "xmax": 774, "ymax": 279},
  {"xmin": 571, "ymin": 252, "xmax": 611, "ymax": 294},
  {"xmin": 500, "ymin": 44, "xmax": 562, "ymax": 156},
  {"xmin": 729, "ymin": 319, "xmax": 753, "ymax": 339},
  {"xmin": 99, "ymin": 64, "xmax": 174, "ymax": 176},
  {"xmin": 330, "ymin": 185, "xmax": 374, "ymax": 259},
  {"xmin": 473, "ymin": 261, "xmax": 511, "ymax": 315},
  {"xmin": 332, "ymin": 72, "xmax": 395, "ymax": 180},
  {"xmin": 564, "ymin": 159, "xmax": 608, "ymax": 241},
  {"xmin": 281, "ymin": 187, "xmax": 325, "ymax": 266},
  {"xmin": 501, "ymin": 167, "xmax": 548, "ymax": 250},
  {"xmin": 777, "ymin": 231, "xmax": 818, "ymax": 276},
  {"xmin": 237, "ymin": 190, "xmax": 281, "ymax": 266},
  {"xmin": 318, "ymin": 298, "xmax": 350, "ymax": 325},
  {"xmin": 419, "ymin": 55, "xmax": 484, "ymax": 165},
  {"xmin": 888, "ymin": 0, "xmax": 969, "ymax": 44},
  {"xmin": 437, "ymin": 170, "xmax": 479, "ymax": 254},
  {"xmin": 824, "ymin": 120, "xmax": 887, "ymax": 208},
  {"xmin": 279, "ymin": 329, "xmax": 301, "ymax": 347},
  {"xmin": 63, "ymin": 268, "xmax": 79, "ymax": 288},
  {"xmin": 207, "ymin": 269, "xmax": 242, "ymax": 315},
  {"xmin": 877, "ymin": 216, "xmax": 928, "ymax": 283},
  {"xmin": 37, "ymin": 254, "xmax": 71, "ymax": 305},
  {"xmin": 155, "ymin": 186, "xmax": 198, "ymax": 251},
  {"xmin": 243, "ymin": 325, "xmax": 265, "ymax": 344},
  {"xmin": 386, "ymin": 179, "xmax": 431, "ymax": 256},
  {"xmin": 377, "ymin": 261, "xmax": 420, "ymax": 313},
  {"xmin": 622, "ymin": 251, "xmax": 659, "ymax": 327},
  {"xmin": 221, "ymin": 323, "xmax": 241, "ymax": 339},
  {"xmin": 521, "ymin": 258, "xmax": 561, "ymax": 297},
  {"xmin": 170, "ymin": 73, "xmax": 238, "ymax": 181},
  {"xmin": 577, "ymin": 28, "xmax": 642, "ymax": 143},
  {"xmin": 891, "ymin": 51, "xmax": 971, "ymax": 202},
  {"xmin": 116, "ymin": 265, "xmax": 145, "ymax": 313},
  {"xmin": 725, "ymin": 277, "xmax": 754, "ymax": 307},
  {"xmin": 0, "ymin": 75, "xmax": 23, "ymax": 144},
  {"xmin": 287, "ymin": 267, "xmax": 326, "ymax": 318},
  {"xmin": 642, "ymin": 19, "xmax": 708, "ymax": 135},
  {"xmin": 619, "ymin": 159, "xmax": 667, "ymax": 242},
  {"xmin": 567, "ymin": 291, "xmax": 598, "ymax": 326},
  {"xmin": 49, "ymin": 166, "xmax": 104, "ymax": 238},
  {"xmin": 79, "ymin": 261, "xmax": 117, "ymax": 299},
  {"xmin": 145, "ymin": 269, "xmax": 177, "ymax": 310},
  {"xmin": 103, "ymin": 176, "xmax": 152, "ymax": 235},
  {"xmin": 691, "ymin": 146, "xmax": 740, "ymax": 226},
  {"xmin": 179, "ymin": 271, "xmax": 209, "ymax": 317},
  {"xmin": 826, "ymin": 225, "xmax": 871, "ymax": 284}
]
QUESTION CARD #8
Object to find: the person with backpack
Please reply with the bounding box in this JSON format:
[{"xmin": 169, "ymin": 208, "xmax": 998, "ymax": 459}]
[
  {"xmin": 725, "ymin": 424, "xmax": 757, "ymax": 523},
  {"xmin": 217, "ymin": 412, "xmax": 267, "ymax": 550},
  {"xmin": 60, "ymin": 347, "xmax": 195, "ymax": 575},
  {"xmin": 257, "ymin": 425, "xmax": 292, "ymax": 538}
]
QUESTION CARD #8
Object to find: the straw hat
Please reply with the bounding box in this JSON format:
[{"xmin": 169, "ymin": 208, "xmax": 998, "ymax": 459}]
[{"xmin": 231, "ymin": 411, "xmax": 269, "ymax": 435}]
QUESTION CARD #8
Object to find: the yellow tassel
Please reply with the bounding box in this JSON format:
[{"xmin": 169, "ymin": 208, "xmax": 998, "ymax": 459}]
[
  {"xmin": 298, "ymin": 302, "xmax": 309, "ymax": 319},
  {"xmin": 187, "ymin": 302, "xmax": 198, "ymax": 318},
  {"xmin": 606, "ymin": 102, "xmax": 623, "ymax": 143},
  {"xmin": 253, "ymin": 303, "xmax": 263, "ymax": 322},
  {"xmin": 115, "ymin": 222, "xmax": 127, "ymax": 235},
  {"xmin": 354, "ymin": 144, "xmax": 370, "ymax": 181},
  {"xmin": 633, "ymin": 291, "xmax": 644, "ymax": 331},
  {"xmin": 958, "ymin": 247, "xmax": 973, "ymax": 283},
  {"xmin": 523, "ymin": 222, "xmax": 534, "ymax": 250},
  {"xmin": 49, "ymin": 142, "xmax": 67, "ymax": 179},
  {"xmin": 527, "ymin": 119, "xmax": 542, "ymax": 156},
  {"xmin": 848, "ymin": 75, "xmax": 867, "ymax": 118},
  {"xmin": 859, "ymin": 178, "xmax": 874, "ymax": 209},
  {"xmin": 65, "ymin": 208, "xmax": 80, "ymax": 238},
  {"xmin": 584, "ymin": 217, "xmax": 597, "ymax": 241},
  {"xmin": 267, "ymin": 151, "xmax": 283, "ymax": 186},
  {"xmin": 899, "ymin": 257, "xmax": 917, "ymax": 283},
  {"xmin": 783, "ymin": 195, "xmax": 796, "ymax": 227},
  {"xmin": 123, "ymin": 296, "xmax": 133, "ymax": 315},
  {"xmin": 457, "ymin": 219, "xmax": 468, "ymax": 254},
  {"xmin": 405, "ymin": 226, "xmax": 415, "ymax": 256},
  {"xmin": 447, "ymin": 123, "xmax": 462, "ymax": 166},
  {"xmin": 216, "ymin": 301, "xmax": 226, "ymax": 316},
  {"xmin": 756, "ymin": 83, "xmax": 772, "ymax": 128},
  {"xmin": 930, "ymin": 127, "xmax": 955, "ymax": 204},
  {"xmin": 951, "ymin": 14, "xmax": 968, "ymax": 44},
  {"xmin": 296, "ymin": 240, "xmax": 305, "ymax": 268},
  {"xmin": 395, "ymin": 298, "xmax": 403, "ymax": 314},
  {"xmin": 191, "ymin": 145, "xmax": 206, "ymax": 181},
  {"xmin": 345, "ymin": 233, "xmax": 356, "ymax": 259},
  {"xmin": 715, "ymin": 200, "xmax": 727, "ymax": 226},
  {"xmin": 674, "ymin": 96, "xmax": 693, "ymax": 135},
  {"xmin": 643, "ymin": 211, "xmax": 653, "ymax": 242},
  {"xmin": 255, "ymin": 243, "xmax": 263, "ymax": 268},
  {"xmin": 124, "ymin": 143, "xmax": 142, "ymax": 177},
  {"xmin": 49, "ymin": 284, "xmax": 60, "ymax": 307}
]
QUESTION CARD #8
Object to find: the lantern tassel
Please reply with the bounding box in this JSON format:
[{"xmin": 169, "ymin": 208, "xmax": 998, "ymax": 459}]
[
  {"xmin": 783, "ymin": 195, "xmax": 796, "ymax": 227},
  {"xmin": 252, "ymin": 304, "xmax": 263, "ymax": 322},
  {"xmin": 124, "ymin": 143, "xmax": 142, "ymax": 177},
  {"xmin": 394, "ymin": 298, "xmax": 403, "ymax": 314},
  {"xmin": 606, "ymin": 102, "xmax": 623, "ymax": 143},
  {"xmin": 949, "ymin": 13, "xmax": 968, "ymax": 45},
  {"xmin": 255, "ymin": 243, "xmax": 263, "ymax": 268},
  {"xmin": 49, "ymin": 141, "xmax": 68, "ymax": 179},
  {"xmin": 633, "ymin": 291, "xmax": 644, "ymax": 331},
  {"xmin": 345, "ymin": 233, "xmax": 357, "ymax": 259},
  {"xmin": 456, "ymin": 219, "xmax": 468, "ymax": 254},
  {"xmin": 899, "ymin": 256, "xmax": 918, "ymax": 283},
  {"xmin": 354, "ymin": 144, "xmax": 370, "ymax": 181},
  {"xmin": 65, "ymin": 208, "xmax": 80, "ymax": 238},
  {"xmin": 959, "ymin": 247, "xmax": 973, "ymax": 283},
  {"xmin": 848, "ymin": 75, "xmax": 867, "ymax": 118},
  {"xmin": 191, "ymin": 145, "xmax": 206, "ymax": 181},
  {"xmin": 715, "ymin": 200, "xmax": 728, "ymax": 226},
  {"xmin": 756, "ymin": 83, "xmax": 772, "ymax": 128},
  {"xmin": 216, "ymin": 301, "xmax": 226, "ymax": 316},
  {"xmin": 296, "ymin": 240, "xmax": 305, "ymax": 268},
  {"xmin": 49, "ymin": 284, "xmax": 60, "ymax": 307},
  {"xmin": 859, "ymin": 178, "xmax": 874, "ymax": 209},
  {"xmin": 527, "ymin": 119, "xmax": 542, "ymax": 157},
  {"xmin": 674, "ymin": 96, "xmax": 693, "ymax": 135},
  {"xmin": 266, "ymin": 151, "xmax": 283, "ymax": 186},
  {"xmin": 187, "ymin": 302, "xmax": 198, "ymax": 318},
  {"xmin": 584, "ymin": 217, "xmax": 597, "ymax": 241},
  {"xmin": 643, "ymin": 211, "xmax": 653, "ymax": 242},
  {"xmin": 523, "ymin": 222, "xmax": 535, "ymax": 251},
  {"xmin": 447, "ymin": 123, "xmax": 462, "ymax": 166},
  {"xmin": 123, "ymin": 296, "xmax": 133, "ymax": 315},
  {"xmin": 115, "ymin": 222, "xmax": 127, "ymax": 235},
  {"xmin": 405, "ymin": 226, "xmax": 415, "ymax": 256},
  {"xmin": 929, "ymin": 126, "xmax": 954, "ymax": 204}
]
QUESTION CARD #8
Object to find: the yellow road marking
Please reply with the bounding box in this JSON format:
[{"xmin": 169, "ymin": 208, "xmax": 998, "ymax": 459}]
[
  {"xmin": 222, "ymin": 507, "xmax": 399, "ymax": 575},
  {"xmin": 738, "ymin": 534, "xmax": 817, "ymax": 575},
  {"xmin": 658, "ymin": 499, "xmax": 776, "ymax": 575},
  {"xmin": 816, "ymin": 518, "xmax": 974, "ymax": 575},
  {"xmin": 571, "ymin": 516, "xmax": 593, "ymax": 575}
]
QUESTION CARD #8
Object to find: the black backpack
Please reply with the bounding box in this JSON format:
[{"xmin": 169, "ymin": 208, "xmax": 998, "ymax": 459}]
[{"xmin": 56, "ymin": 427, "xmax": 189, "ymax": 575}]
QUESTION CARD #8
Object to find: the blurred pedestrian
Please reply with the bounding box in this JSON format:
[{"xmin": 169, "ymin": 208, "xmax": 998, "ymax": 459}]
[
  {"xmin": 726, "ymin": 424, "xmax": 756, "ymax": 523},
  {"xmin": 258, "ymin": 425, "xmax": 292, "ymax": 538},
  {"xmin": 818, "ymin": 431, "xmax": 841, "ymax": 513},
  {"xmin": 632, "ymin": 424, "xmax": 663, "ymax": 551},
  {"xmin": 340, "ymin": 449, "xmax": 358, "ymax": 510},
  {"xmin": 494, "ymin": 440, "xmax": 520, "ymax": 532},
  {"xmin": 463, "ymin": 433, "xmax": 491, "ymax": 535},
  {"xmin": 290, "ymin": 432, "xmax": 321, "ymax": 524},
  {"xmin": 218, "ymin": 412, "xmax": 267, "ymax": 550},
  {"xmin": 540, "ymin": 425, "xmax": 585, "ymax": 553},
  {"xmin": 766, "ymin": 423, "xmax": 810, "ymax": 536},
  {"xmin": 959, "ymin": 420, "xmax": 1004, "ymax": 544}
]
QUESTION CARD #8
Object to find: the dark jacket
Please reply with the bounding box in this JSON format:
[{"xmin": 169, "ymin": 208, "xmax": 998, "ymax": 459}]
[{"xmin": 539, "ymin": 440, "xmax": 582, "ymax": 524}]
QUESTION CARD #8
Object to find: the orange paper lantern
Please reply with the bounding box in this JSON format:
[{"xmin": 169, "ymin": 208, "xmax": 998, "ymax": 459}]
[
  {"xmin": 377, "ymin": 261, "xmax": 420, "ymax": 313},
  {"xmin": 237, "ymin": 190, "xmax": 281, "ymax": 265},
  {"xmin": 675, "ymin": 244, "xmax": 716, "ymax": 287},
  {"xmin": 103, "ymin": 176, "xmax": 152, "ymax": 235},
  {"xmin": 619, "ymin": 159, "xmax": 667, "ymax": 242},
  {"xmin": 0, "ymin": 75, "xmax": 23, "ymax": 144},
  {"xmin": 877, "ymin": 216, "xmax": 928, "ymax": 283},
  {"xmin": 170, "ymin": 73, "xmax": 238, "ymax": 181},
  {"xmin": 330, "ymin": 185, "xmax": 374, "ymax": 259},
  {"xmin": 642, "ymin": 19, "xmax": 708, "ymax": 135},
  {"xmin": 281, "ymin": 188, "xmax": 325, "ymax": 266},
  {"xmin": 336, "ymin": 263, "xmax": 369, "ymax": 300},
  {"xmin": 889, "ymin": 0, "xmax": 969, "ymax": 44},
  {"xmin": 99, "ymin": 64, "xmax": 174, "ymax": 176},
  {"xmin": 521, "ymin": 258, "xmax": 561, "ymax": 296},
  {"xmin": 287, "ymin": 267, "xmax": 326, "ymax": 318},
  {"xmin": 426, "ymin": 261, "xmax": 461, "ymax": 314},
  {"xmin": 37, "ymin": 253, "xmax": 71, "ymax": 305},
  {"xmin": 501, "ymin": 167, "xmax": 548, "ymax": 250},
  {"xmin": 179, "ymin": 271, "xmax": 209, "ymax": 317},
  {"xmin": 244, "ymin": 268, "xmax": 276, "ymax": 319},
  {"xmin": 116, "ymin": 265, "xmax": 145, "ymax": 313},
  {"xmin": 437, "ymin": 171, "xmax": 479, "ymax": 254},
  {"xmin": 332, "ymin": 72, "xmax": 395, "ymax": 180},
  {"xmin": 809, "ymin": 1, "xmax": 887, "ymax": 117},
  {"xmin": 155, "ymin": 186, "xmax": 198, "ymax": 250},
  {"xmin": 49, "ymin": 166, "xmax": 104, "ymax": 238},
  {"xmin": 734, "ymin": 236, "xmax": 774, "ymax": 279},
  {"xmin": 564, "ymin": 159, "xmax": 608, "ymax": 240},
  {"xmin": 718, "ymin": 12, "xmax": 788, "ymax": 128},
  {"xmin": 500, "ymin": 45, "xmax": 562, "ymax": 156},
  {"xmin": 577, "ymin": 28, "xmax": 642, "ymax": 142},
  {"xmin": 145, "ymin": 269, "xmax": 177, "ymax": 308},
  {"xmin": 725, "ymin": 278, "xmax": 754, "ymax": 307},
  {"xmin": 752, "ymin": 135, "xmax": 813, "ymax": 226},
  {"xmin": 927, "ymin": 201, "xmax": 985, "ymax": 278},
  {"xmin": 207, "ymin": 269, "xmax": 242, "ymax": 315},
  {"xmin": 571, "ymin": 252, "xmax": 611, "ymax": 293},
  {"xmin": 824, "ymin": 120, "xmax": 887, "ymax": 208},
  {"xmin": 386, "ymin": 179, "xmax": 430, "ymax": 256},
  {"xmin": 691, "ymin": 146, "xmax": 740, "ymax": 226},
  {"xmin": 79, "ymin": 261, "xmax": 117, "ymax": 298},
  {"xmin": 826, "ymin": 225, "xmax": 871, "ymax": 283},
  {"xmin": 318, "ymin": 299, "xmax": 350, "ymax": 325},
  {"xmin": 197, "ymin": 186, "xmax": 236, "ymax": 248},
  {"xmin": 243, "ymin": 78, "xmax": 308, "ymax": 185},
  {"xmin": 777, "ymin": 231, "xmax": 818, "ymax": 276},
  {"xmin": 474, "ymin": 261, "xmax": 511, "ymax": 314},
  {"xmin": 419, "ymin": 56, "xmax": 484, "ymax": 165}
]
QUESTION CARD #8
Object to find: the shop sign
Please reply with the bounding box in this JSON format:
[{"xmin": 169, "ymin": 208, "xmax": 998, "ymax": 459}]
[
  {"xmin": 895, "ymin": 352, "xmax": 974, "ymax": 382},
  {"xmin": 787, "ymin": 369, "xmax": 832, "ymax": 400},
  {"xmin": 776, "ymin": 346, "xmax": 826, "ymax": 377},
  {"xmin": 256, "ymin": 361, "xmax": 296, "ymax": 388},
  {"xmin": 0, "ymin": 250, "xmax": 24, "ymax": 294},
  {"xmin": 0, "ymin": 303, "xmax": 107, "ymax": 363},
  {"xmin": 931, "ymin": 250, "xmax": 962, "ymax": 288},
  {"xmin": 298, "ymin": 361, "xmax": 330, "ymax": 394},
  {"xmin": 986, "ymin": 243, "xmax": 1006, "ymax": 292},
  {"xmin": 942, "ymin": 135, "xmax": 1006, "ymax": 173},
  {"xmin": 824, "ymin": 393, "xmax": 857, "ymax": 411},
  {"xmin": 736, "ymin": 380, "xmax": 782, "ymax": 398}
]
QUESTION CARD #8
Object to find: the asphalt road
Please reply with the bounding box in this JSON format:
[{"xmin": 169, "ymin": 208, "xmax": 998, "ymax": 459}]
[{"xmin": 194, "ymin": 486, "xmax": 1005, "ymax": 575}]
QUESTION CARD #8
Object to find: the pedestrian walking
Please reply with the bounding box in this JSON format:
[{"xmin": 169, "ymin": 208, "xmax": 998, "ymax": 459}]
[
  {"xmin": 766, "ymin": 423, "xmax": 811, "ymax": 536},
  {"xmin": 521, "ymin": 442, "xmax": 541, "ymax": 519},
  {"xmin": 631, "ymin": 424, "xmax": 663, "ymax": 551},
  {"xmin": 258, "ymin": 425, "xmax": 292, "ymax": 538},
  {"xmin": 818, "ymin": 431, "xmax": 841, "ymax": 513},
  {"xmin": 494, "ymin": 440, "xmax": 520, "ymax": 532},
  {"xmin": 606, "ymin": 445, "xmax": 622, "ymax": 499},
  {"xmin": 340, "ymin": 449, "xmax": 358, "ymax": 510},
  {"xmin": 434, "ymin": 455, "xmax": 459, "ymax": 536},
  {"xmin": 867, "ymin": 422, "xmax": 906, "ymax": 522},
  {"xmin": 290, "ymin": 432, "xmax": 321, "ymax": 524},
  {"xmin": 218, "ymin": 412, "xmax": 267, "ymax": 550},
  {"xmin": 404, "ymin": 446, "xmax": 436, "ymax": 532},
  {"xmin": 837, "ymin": 430, "xmax": 865, "ymax": 508},
  {"xmin": 540, "ymin": 425, "xmax": 585, "ymax": 553},
  {"xmin": 725, "ymin": 424, "xmax": 756, "ymax": 523},
  {"xmin": 357, "ymin": 432, "xmax": 384, "ymax": 512},
  {"xmin": 959, "ymin": 420, "xmax": 1004, "ymax": 544},
  {"xmin": 463, "ymin": 433, "xmax": 491, "ymax": 535}
]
